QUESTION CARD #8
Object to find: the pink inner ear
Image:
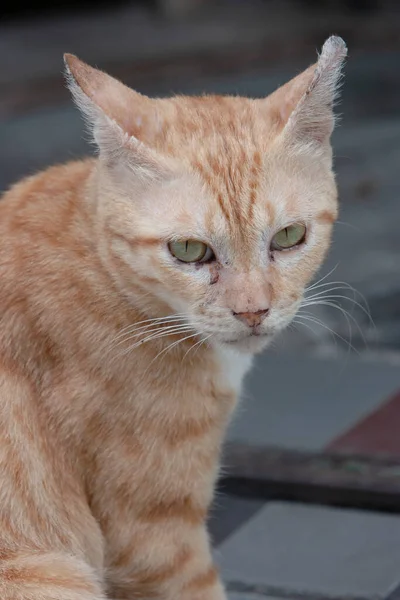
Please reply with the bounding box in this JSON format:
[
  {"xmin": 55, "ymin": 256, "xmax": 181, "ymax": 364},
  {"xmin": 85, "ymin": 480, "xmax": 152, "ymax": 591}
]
[
  {"xmin": 279, "ymin": 104, "xmax": 290, "ymax": 125},
  {"xmin": 265, "ymin": 64, "xmax": 316, "ymax": 131}
]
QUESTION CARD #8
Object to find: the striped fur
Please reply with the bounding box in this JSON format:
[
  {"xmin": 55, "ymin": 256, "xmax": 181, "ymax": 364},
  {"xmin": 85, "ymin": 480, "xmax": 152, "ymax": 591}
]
[{"xmin": 0, "ymin": 37, "xmax": 346, "ymax": 599}]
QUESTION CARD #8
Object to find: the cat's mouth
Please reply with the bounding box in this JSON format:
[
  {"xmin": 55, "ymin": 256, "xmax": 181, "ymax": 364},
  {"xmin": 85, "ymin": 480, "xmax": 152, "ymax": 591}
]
[
  {"xmin": 224, "ymin": 333, "xmax": 270, "ymax": 344},
  {"xmin": 220, "ymin": 332, "xmax": 273, "ymax": 354},
  {"xmin": 221, "ymin": 330, "xmax": 274, "ymax": 350},
  {"xmin": 223, "ymin": 327, "xmax": 275, "ymax": 343}
]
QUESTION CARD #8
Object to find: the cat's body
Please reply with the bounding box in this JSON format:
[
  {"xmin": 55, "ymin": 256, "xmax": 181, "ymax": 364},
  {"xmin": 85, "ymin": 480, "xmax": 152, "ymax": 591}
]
[{"xmin": 0, "ymin": 37, "xmax": 346, "ymax": 599}]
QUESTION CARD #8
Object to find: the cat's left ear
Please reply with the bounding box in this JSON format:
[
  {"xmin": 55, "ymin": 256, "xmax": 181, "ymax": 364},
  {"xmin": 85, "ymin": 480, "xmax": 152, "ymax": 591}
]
[
  {"xmin": 267, "ymin": 36, "xmax": 347, "ymax": 150},
  {"xmin": 64, "ymin": 54, "xmax": 172, "ymax": 178}
]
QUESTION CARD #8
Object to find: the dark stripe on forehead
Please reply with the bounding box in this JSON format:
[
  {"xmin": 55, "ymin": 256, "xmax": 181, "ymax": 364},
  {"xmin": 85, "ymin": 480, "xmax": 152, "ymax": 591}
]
[
  {"xmin": 217, "ymin": 193, "xmax": 230, "ymax": 223},
  {"xmin": 226, "ymin": 160, "xmax": 243, "ymax": 226},
  {"xmin": 247, "ymin": 149, "xmax": 262, "ymax": 221},
  {"xmin": 194, "ymin": 159, "xmax": 232, "ymax": 223},
  {"xmin": 193, "ymin": 136, "xmax": 264, "ymax": 230}
]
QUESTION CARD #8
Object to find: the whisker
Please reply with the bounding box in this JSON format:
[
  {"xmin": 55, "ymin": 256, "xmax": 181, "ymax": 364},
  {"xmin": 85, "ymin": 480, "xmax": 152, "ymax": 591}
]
[
  {"xmin": 117, "ymin": 315, "xmax": 186, "ymax": 335},
  {"xmin": 112, "ymin": 322, "xmax": 192, "ymax": 349},
  {"xmin": 194, "ymin": 335, "xmax": 213, "ymax": 358},
  {"xmin": 293, "ymin": 315, "xmax": 339, "ymax": 350},
  {"xmin": 305, "ymin": 286, "xmax": 358, "ymax": 300},
  {"xmin": 299, "ymin": 300, "xmax": 367, "ymax": 346},
  {"xmin": 304, "ymin": 283, "xmax": 372, "ymax": 323},
  {"xmin": 142, "ymin": 332, "xmax": 200, "ymax": 376},
  {"xmin": 302, "ymin": 295, "xmax": 372, "ymax": 324},
  {"xmin": 305, "ymin": 264, "xmax": 339, "ymax": 292},
  {"xmin": 182, "ymin": 334, "xmax": 213, "ymax": 362},
  {"xmin": 154, "ymin": 332, "xmax": 200, "ymax": 362},
  {"xmin": 336, "ymin": 220, "xmax": 361, "ymax": 232},
  {"xmin": 111, "ymin": 318, "xmax": 188, "ymax": 348},
  {"xmin": 300, "ymin": 313, "xmax": 354, "ymax": 353},
  {"xmin": 295, "ymin": 313, "xmax": 359, "ymax": 354},
  {"xmin": 115, "ymin": 326, "xmax": 195, "ymax": 358},
  {"xmin": 293, "ymin": 316, "xmax": 333, "ymax": 343},
  {"xmin": 114, "ymin": 314, "xmax": 188, "ymax": 340},
  {"xmin": 302, "ymin": 302, "xmax": 355, "ymax": 357}
]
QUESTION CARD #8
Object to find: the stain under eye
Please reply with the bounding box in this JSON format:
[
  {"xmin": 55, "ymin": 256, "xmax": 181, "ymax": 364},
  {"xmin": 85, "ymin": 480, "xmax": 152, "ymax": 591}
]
[
  {"xmin": 271, "ymin": 224, "xmax": 306, "ymax": 251},
  {"xmin": 168, "ymin": 240, "xmax": 215, "ymax": 264}
]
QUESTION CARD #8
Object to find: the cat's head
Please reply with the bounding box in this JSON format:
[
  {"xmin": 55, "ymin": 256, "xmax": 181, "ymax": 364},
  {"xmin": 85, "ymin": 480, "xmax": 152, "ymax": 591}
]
[{"xmin": 65, "ymin": 36, "xmax": 346, "ymax": 354}]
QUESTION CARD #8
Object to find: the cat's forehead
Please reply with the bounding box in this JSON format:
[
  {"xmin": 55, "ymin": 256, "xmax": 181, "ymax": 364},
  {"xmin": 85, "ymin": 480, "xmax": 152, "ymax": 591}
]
[
  {"xmin": 154, "ymin": 95, "xmax": 274, "ymax": 157},
  {"xmin": 153, "ymin": 96, "xmax": 281, "ymax": 231}
]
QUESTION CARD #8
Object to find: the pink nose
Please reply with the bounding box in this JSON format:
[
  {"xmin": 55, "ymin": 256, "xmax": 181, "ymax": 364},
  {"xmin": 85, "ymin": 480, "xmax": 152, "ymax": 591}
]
[{"xmin": 233, "ymin": 309, "xmax": 269, "ymax": 328}]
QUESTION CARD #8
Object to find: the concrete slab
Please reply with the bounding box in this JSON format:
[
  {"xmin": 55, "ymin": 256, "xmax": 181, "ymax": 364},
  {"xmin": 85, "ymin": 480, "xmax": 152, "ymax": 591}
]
[
  {"xmin": 209, "ymin": 493, "xmax": 264, "ymax": 547},
  {"xmin": 218, "ymin": 502, "xmax": 400, "ymax": 598},
  {"xmin": 228, "ymin": 355, "xmax": 400, "ymax": 451},
  {"xmin": 229, "ymin": 595, "xmax": 282, "ymax": 600},
  {"xmin": 329, "ymin": 389, "xmax": 400, "ymax": 459}
]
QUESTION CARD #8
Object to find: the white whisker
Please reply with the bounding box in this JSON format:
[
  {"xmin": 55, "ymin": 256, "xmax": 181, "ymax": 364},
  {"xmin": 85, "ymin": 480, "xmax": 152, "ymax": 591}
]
[
  {"xmin": 114, "ymin": 314, "xmax": 188, "ymax": 341},
  {"xmin": 293, "ymin": 316, "xmax": 329, "ymax": 341},
  {"xmin": 299, "ymin": 300, "xmax": 367, "ymax": 345},
  {"xmin": 112, "ymin": 322, "xmax": 191, "ymax": 349},
  {"xmin": 295, "ymin": 313, "xmax": 359, "ymax": 354},
  {"xmin": 305, "ymin": 264, "xmax": 339, "ymax": 292},
  {"xmin": 182, "ymin": 334, "xmax": 213, "ymax": 362},
  {"xmin": 303, "ymin": 294, "xmax": 372, "ymax": 323},
  {"xmin": 305, "ymin": 279, "xmax": 371, "ymax": 314},
  {"xmin": 305, "ymin": 286, "xmax": 358, "ymax": 300},
  {"xmin": 141, "ymin": 332, "xmax": 200, "ymax": 377},
  {"xmin": 115, "ymin": 326, "xmax": 195, "ymax": 358}
]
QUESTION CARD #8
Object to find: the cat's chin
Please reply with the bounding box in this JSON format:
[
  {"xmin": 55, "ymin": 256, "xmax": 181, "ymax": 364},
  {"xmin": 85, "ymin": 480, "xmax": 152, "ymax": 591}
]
[{"xmin": 219, "ymin": 333, "xmax": 273, "ymax": 355}]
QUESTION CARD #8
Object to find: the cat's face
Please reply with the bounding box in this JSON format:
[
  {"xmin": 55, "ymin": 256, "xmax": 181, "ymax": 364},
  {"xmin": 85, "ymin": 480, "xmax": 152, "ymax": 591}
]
[
  {"xmin": 66, "ymin": 36, "xmax": 346, "ymax": 354},
  {"xmin": 99, "ymin": 140, "xmax": 337, "ymax": 354}
]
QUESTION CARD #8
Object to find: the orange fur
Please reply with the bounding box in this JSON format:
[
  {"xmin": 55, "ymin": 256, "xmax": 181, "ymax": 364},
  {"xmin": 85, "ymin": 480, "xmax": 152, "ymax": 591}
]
[{"xmin": 0, "ymin": 37, "xmax": 346, "ymax": 599}]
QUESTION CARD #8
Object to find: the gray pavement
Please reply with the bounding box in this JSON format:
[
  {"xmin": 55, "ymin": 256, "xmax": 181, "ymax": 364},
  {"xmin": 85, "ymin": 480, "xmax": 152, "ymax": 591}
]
[
  {"xmin": 229, "ymin": 595, "xmax": 282, "ymax": 600},
  {"xmin": 220, "ymin": 502, "xmax": 400, "ymax": 600},
  {"xmin": 228, "ymin": 354, "xmax": 400, "ymax": 451},
  {"xmin": 211, "ymin": 352, "xmax": 400, "ymax": 600}
]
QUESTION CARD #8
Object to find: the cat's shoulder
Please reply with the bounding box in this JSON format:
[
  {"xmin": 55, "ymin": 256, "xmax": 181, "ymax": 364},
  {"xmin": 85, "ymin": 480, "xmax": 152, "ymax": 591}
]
[{"xmin": 1, "ymin": 159, "xmax": 95, "ymax": 207}]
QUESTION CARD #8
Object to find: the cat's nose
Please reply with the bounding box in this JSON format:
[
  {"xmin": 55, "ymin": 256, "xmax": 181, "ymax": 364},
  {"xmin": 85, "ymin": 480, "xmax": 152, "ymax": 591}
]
[{"xmin": 233, "ymin": 308, "xmax": 269, "ymax": 328}]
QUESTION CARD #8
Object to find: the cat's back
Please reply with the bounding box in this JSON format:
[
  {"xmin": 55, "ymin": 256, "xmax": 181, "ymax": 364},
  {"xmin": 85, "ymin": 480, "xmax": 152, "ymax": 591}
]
[
  {"xmin": 0, "ymin": 159, "xmax": 94, "ymax": 238},
  {"xmin": 0, "ymin": 159, "xmax": 97, "ymax": 361},
  {"xmin": 0, "ymin": 159, "xmax": 95, "ymax": 272}
]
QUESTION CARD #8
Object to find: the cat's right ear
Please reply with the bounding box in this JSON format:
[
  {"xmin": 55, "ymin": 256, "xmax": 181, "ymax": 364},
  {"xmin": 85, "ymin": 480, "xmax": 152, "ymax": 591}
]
[
  {"xmin": 266, "ymin": 36, "xmax": 347, "ymax": 153},
  {"xmin": 64, "ymin": 54, "xmax": 172, "ymax": 179}
]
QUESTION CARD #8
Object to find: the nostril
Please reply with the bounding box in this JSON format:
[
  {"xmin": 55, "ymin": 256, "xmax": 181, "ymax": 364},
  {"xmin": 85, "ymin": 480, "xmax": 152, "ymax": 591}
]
[{"xmin": 233, "ymin": 308, "xmax": 270, "ymax": 328}]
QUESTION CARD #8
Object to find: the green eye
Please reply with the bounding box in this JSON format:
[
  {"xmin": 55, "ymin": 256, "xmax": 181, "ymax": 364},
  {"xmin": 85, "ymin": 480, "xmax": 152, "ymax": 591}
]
[
  {"xmin": 168, "ymin": 240, "xmax": 214, "ymax": 263},
  {"xmin": 271, "ymin": 224, "xmax": 306, "ymax": 251}
]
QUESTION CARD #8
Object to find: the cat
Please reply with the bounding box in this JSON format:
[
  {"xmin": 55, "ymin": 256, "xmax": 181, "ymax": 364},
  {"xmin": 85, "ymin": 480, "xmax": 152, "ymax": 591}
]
[{"xmin": 0, "ymin": 36, "xmax": 346, "ymax": 600}]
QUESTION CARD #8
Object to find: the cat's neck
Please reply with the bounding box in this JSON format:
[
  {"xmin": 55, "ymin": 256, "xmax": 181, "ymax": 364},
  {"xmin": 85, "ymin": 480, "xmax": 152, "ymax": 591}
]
[{"xmin": 213, "ymin": 344, "xmax": 253, "ymax": 396}]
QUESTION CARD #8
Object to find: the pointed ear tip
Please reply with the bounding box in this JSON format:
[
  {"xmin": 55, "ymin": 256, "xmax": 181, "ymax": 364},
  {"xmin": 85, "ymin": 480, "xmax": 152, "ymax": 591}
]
[
  {"xmin": 63, "ymin": 53, "xmax": 80, "ymax": 72},
  {"xmin": 321, "ymin": 35, "xmax": 348, "ymax": 61}
]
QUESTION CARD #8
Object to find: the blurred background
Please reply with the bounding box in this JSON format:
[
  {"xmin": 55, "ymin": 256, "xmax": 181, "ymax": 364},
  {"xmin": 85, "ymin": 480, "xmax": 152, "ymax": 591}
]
[
  {"xmin": 2, "ymin": 3, "xmax": 400, "ymax": 598},
  {"xmin": 1, "ymin": 0, "xmax": 400, "ymax": 363}
]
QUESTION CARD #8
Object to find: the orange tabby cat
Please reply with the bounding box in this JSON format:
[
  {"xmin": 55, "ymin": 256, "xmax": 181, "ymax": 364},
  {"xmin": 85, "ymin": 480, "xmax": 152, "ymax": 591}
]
[{"xmin": 0, "ymin": 36, "xmax": 346, "ymax": 599}]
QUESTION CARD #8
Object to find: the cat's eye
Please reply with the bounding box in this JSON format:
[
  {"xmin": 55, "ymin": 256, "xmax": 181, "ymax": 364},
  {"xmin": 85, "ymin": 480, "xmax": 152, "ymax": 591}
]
[
  {"xmin": 271, "ymin": 224, "xmax": 306, "ymax": 251},
  {"xmin": 168, "ymin": 240, "xmax": 214, "ymax": 263}
]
